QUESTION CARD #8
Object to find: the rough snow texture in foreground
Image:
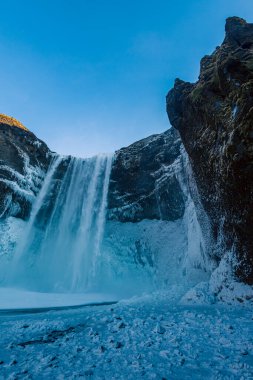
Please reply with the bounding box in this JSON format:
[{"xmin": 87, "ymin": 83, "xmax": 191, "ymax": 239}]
[{"xmin": 0, "ymin": 293, "xmax": 253, "ymax": 380}]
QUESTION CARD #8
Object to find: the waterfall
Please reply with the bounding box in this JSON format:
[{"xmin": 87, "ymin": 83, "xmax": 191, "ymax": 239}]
[
  {"xmin": 3, "ymin": 148, "xmax": 212, "ymax": 300},
  {"xmin": 8, "ymin": 154, "xmax": 113, "ymax": 293}
]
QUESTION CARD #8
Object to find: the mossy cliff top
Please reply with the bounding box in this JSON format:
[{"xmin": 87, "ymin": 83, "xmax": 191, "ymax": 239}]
[{"xmin": 0, "ymin": 114, "xmax": 30, "ymax": 132}]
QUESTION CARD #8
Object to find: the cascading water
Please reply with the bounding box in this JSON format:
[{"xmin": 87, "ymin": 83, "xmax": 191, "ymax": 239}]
[
  {"xmin": 1, "ymin": 145, "xmax": 212, "ymax": 302},
  {"xmin": 8, "ymin": 154, "xmax": 113, "ymax": 293}
]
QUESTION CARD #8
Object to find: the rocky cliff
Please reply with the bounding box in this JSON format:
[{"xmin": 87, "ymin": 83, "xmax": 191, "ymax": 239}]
[
  {"xmin": 0, "ymin": 115, "xmax": 51, "ymax": 219},
  {"xmin": 108, "ymin": 128, "xmax": 186, "ymax": 222},
  {"xmin": 167, "ymin": 17, "xmax": 253, "ymax": 284},
  {"xmin": 0, "ymin": 116, "xmax": 186, "ymax": 225}
]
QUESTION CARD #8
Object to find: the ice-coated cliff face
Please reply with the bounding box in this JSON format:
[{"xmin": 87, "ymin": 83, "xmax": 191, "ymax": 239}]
[
  {"xmin": 108, "ymin": 128, "xmax": 186, "ymax": 222},
  {"xmin": 166, "ymin": 17, "xmax": 253, "ymax": 284},
  {"xmin": 0, "ymin": 116, "xmax": 51, "ymax": 219}
]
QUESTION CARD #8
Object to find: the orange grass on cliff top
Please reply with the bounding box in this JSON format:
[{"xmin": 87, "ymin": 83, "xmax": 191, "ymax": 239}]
[{"xmin": 0, "ymin": 114, "xmax": 29, "ymax": 132}]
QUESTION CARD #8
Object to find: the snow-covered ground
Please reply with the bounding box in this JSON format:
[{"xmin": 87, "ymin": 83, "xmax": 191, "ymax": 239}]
[{"xmin": 0, "ymin": 290, "xmax": 253, "ymax": 380}]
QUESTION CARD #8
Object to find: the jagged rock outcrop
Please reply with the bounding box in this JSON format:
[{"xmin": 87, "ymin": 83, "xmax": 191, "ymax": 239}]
[
  {"xmin": 0, "ymin": 114, "xmax": 186, "ymax": 224},
  {"xmin": 166, "ymin": 17, "xmax": 253, "ymax": 283},
  {"xmin": 0, "ymin": 115, "xmax": 51, "ymax": 219},
  {"xmin": 108, "ymin": 128, "xmax": 186, "ymax": 222}
]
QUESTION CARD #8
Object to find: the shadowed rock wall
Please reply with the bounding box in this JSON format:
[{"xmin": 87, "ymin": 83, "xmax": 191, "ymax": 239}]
[
  {"xmin": 108, "ymin": 128, "xmax": 186, "ymax": 222},
  {"xmin": 167, "ymin": 17, "xmax": 253, "ymax": 283}
]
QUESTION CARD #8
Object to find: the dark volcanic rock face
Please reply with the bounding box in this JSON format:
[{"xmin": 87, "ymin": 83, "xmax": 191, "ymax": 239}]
[
  {"xmin": 0, "ymin": 119, "xmax": 51, "ymax": 219},
  {"xmin": 166, "ymin": 17, "xmax": 253, "ymax": 283},
  {"xmin": 108, "ymin": 128, "xmax": 186, "ymax": 222}
]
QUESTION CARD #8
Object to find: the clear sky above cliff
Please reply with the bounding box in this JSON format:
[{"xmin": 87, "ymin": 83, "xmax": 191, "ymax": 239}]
[{"xmin": 0, "ymin": 0, "xmax": 252, "ymax": 156}]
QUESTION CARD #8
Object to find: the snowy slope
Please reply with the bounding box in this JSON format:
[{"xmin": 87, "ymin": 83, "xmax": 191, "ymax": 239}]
[{"xmin": 0, "ymin": 293, "xmax": 252, "ymax": 379}]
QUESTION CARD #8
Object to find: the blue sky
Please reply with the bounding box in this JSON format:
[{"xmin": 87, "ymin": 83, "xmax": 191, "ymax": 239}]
[{"xmin": 0, "ymin": 0, "xmax": 252, "ymax": 157}]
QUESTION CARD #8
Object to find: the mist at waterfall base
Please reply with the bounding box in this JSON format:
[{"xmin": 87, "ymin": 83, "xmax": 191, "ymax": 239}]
[{"xmin": 0, "ymin": 150, "xmax": 210, "ymax": 308}]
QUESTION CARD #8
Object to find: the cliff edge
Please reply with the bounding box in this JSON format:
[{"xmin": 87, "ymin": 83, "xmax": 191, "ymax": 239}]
[
  {"xmin": 0, "ymin": 115, "xmax": 51, "ymax": 219},
  {"xmin": 167, "ymin": 17, "xmax": 253, "ymax": 283}
]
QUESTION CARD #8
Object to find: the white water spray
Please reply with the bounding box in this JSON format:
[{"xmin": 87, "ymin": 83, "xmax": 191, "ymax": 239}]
[
  {"xmin": 9, "ymin": 155, "xmax": 62, "ymax": 274},
  {"xmin": 8, "ymin": 154, "xmax": 113, "ymax": 293}
]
